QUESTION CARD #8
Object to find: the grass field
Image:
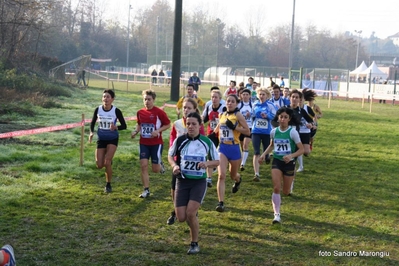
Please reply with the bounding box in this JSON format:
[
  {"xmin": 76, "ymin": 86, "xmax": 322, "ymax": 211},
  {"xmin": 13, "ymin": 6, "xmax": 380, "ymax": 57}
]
[{"xmin": 0, "ymin": 81, "xmax": 398, "ymax": 265}]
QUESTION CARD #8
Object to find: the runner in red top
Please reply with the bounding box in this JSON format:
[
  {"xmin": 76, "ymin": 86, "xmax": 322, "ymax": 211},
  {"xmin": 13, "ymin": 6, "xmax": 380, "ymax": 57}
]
[
  {"xmin": 223, "ymin": 80, "xmax": 238, "ymax": 98},
  {"xmin": 131, "ymin": 89, "xmax": 171, "ymax": 198}
]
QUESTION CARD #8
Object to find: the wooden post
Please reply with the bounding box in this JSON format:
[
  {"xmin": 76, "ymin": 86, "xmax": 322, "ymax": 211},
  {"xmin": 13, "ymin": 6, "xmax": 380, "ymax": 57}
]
[
  {"xmin": 369, "ymin": 93, "xmax": 373, "ymax": 113},
  {"xmin": 80, "ymin": 114, "xmax": 85, "ymax": 166},
  {"xmin": 361, "ymin": 93, "xmax": 365, "ymax": 108},
  {"xmin": 328, "ymin": 90, "xmax": 331, "ymax": 108}
]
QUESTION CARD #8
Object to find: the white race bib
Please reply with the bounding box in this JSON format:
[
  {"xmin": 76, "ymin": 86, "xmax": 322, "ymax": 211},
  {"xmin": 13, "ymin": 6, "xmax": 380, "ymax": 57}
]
[
  {"xmin": 141, "ymin": 123, "xmax": 155, "ymax": 138},
  {"xmin": 220, "ymin": 125, "xmax": 233, "ymax": 141},
  {"xmin": 299, "ymin": 117, "xmax": 310, "ymax": 133},
  {"xmin": 98, "ymin": 116, "xmax": 114, "ymax": 130},
  {"xmin": 181, "ymin": 155, "xmax": 206, "ymax": 177},
  {"xmin": 210, "ymin": 118, "xmax": 219, "ymax": 130},
  {"xmin": 255, "ymin": 118, "xmax": 268, "ymax": 129},
  {"xmin": 274, "ymin": 139, "xmax": 292, "ymax": 156}
]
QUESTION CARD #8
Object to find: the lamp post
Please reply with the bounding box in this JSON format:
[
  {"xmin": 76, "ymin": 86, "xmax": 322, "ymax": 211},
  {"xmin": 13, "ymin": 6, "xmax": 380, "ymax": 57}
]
[
  {"xmin": 355, "ymin": 30, "xmax": 362, "ymax": 69},
  {"xmin": 288, "ymin": 0, "xmax": 296, "ymax": 87},
  {"xmin": 126, "ymin": 2, "xmax": 133, "ymax": 70},
  {"xmin": 216, "ymin": 19, "xmax": 221, "ymax": 66},
  {"xmin": 216, "ymin": 18, "xmax": 221, "ymax": 80},
  {"xmin": 156, "ymin": 16, "xmax": 159, "ymax": 69}
]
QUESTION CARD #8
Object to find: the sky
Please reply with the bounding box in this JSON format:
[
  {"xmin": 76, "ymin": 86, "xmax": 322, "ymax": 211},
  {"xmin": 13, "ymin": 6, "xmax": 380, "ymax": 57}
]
[{"xmin": 103, "ymin": 0, "xmax": 399, "ymax": 39}]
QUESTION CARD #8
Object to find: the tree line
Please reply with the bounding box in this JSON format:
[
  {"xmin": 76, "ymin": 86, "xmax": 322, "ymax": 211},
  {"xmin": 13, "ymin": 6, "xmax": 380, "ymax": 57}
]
[{"xmin": 1, "ymin": 0, "xmax": 398, "ymax": 73}]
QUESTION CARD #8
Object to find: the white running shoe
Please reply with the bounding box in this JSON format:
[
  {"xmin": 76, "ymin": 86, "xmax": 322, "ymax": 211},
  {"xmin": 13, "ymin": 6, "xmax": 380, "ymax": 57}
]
[
  {"xmin": 139, "ymin": 189, "xmax": 150, "ymax": 198},
  {"xmin": 273, "ymin": 213, "xmax": 281, "ymax": 224},
  {"xmin": 206, "ymin": 178, "xmax": 212, "ymax": 188},
  {"xmin": 1, "ymin": 245, "xmax": 16, "ymax": 266},
  {"xmin": 297, "ymin": 166, "xmax": 304, "ymax": 172}
]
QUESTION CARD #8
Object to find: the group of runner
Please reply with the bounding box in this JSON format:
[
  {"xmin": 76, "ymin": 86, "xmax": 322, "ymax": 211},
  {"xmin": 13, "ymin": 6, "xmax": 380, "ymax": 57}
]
[{"xmin": 89, "ymin": 79, "xmax": 323, "ymax": 254}]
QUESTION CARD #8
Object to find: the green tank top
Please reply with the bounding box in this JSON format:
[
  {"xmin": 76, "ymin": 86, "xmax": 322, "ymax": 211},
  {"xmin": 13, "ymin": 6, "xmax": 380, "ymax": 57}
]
[{"xmin": 273, "ymin": 127, "xmax": 297, "ymax": 161}]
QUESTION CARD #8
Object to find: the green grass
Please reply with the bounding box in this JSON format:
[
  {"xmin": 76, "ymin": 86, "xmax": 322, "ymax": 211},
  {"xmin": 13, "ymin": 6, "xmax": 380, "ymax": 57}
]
[{"xmin": 0, "ymin": 81, "xmax": 398, "ymax": 265}]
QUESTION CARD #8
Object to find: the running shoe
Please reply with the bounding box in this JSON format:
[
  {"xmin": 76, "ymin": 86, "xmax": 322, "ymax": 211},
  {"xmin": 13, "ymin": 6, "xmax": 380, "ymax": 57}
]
[
  {"xmin": 232, "ymin": 177, "xmax": 242, "ymax": 193},
  {"xmin": 187, "ymin": 242, "xmax": 200, "ymax": 255},
  {"xmin": 240, "ymin": 165, "xmax": 245, "ymax": 171},
  {"xmin": 167, "ymin": 211, "xmax": 176, "ymax": 225},
  {"xmin": 272, "ymin": 213, "xmax": 281, "ymax": 224},
  {"xmin": 206, "ymin": 177, "xmax": 212, "ymax": 188},
  {"xmin": 104, "ymin": 185, "xmax": 112, "ymax": 193},
  {"xmin": 253, "ymin": 174, "xmax": 260, "ymax": 182},
  {"xmin": 139, "ymin": 189, "xmax": 150, "ymax": 198},
  {"xmin": 160, "ymin": 162, "xmax": 165, "ymax": 174},
  {"xmin": 1, "ymin": 244, "xmax": 16, "ymax": 266},
  {"xmin": 297, "ymin": 166, "xmax": 304, "ymax": 172},
  {"xmin": 215, "ymin": 202, "xmax": 225, "ymax": 212}
]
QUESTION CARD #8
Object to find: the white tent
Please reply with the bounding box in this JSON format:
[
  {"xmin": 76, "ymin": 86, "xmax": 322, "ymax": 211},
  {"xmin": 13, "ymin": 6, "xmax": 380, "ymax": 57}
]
[
  {"xmin": 349, "ymin": 61, "xmax": 368, "ymax": 76},
  {"xmin": 359, "ymin": 61, "xmax": 388, "ymax": 81}
]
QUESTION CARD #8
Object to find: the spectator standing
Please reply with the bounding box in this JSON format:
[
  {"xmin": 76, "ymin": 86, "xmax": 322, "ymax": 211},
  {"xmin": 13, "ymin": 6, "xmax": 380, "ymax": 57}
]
[
  {"xmin": 269, "ymin": 77, "xmax": 276, "ymax": 87},
  {"xmin": 77, "ymin": 69, "xmax": 87, "ymax": 86},
  {"xmin": 159, "ymin": 69, "xmax": 165, "ymax": 85},
  {"xmin": 166, "ymin": 69, "xmax": 172, "ymax": 84},
  {"xmin": 189, "ymin": 72, "xmax": 202, "ymax": 92},
  {"xmin": 151, "ymin": 69, "xmax": 158, "ymax": 84},
  {"xmin": 279, "ymin": 76, "xmax": 285, "ymax": 87}
]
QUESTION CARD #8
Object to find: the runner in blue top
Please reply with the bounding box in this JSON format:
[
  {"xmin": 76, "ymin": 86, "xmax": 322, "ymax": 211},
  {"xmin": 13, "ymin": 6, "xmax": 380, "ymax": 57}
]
[
  {"xmin": 168, "ymin": 112, "xmax": 219, "ymax": 255},
  {"xmin": 251, "ymin": 87, "xmax": 277, "ymax": 181},
  {"xmin": 269, "ymin": 85, "xmax": 286, "ymax": 109}
]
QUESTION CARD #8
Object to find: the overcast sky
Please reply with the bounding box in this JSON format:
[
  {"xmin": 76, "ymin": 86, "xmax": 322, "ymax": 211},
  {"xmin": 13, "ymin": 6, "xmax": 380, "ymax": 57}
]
[{"xmin": 102, "ymin": 0, "xmax": 398, "ymax": 39}]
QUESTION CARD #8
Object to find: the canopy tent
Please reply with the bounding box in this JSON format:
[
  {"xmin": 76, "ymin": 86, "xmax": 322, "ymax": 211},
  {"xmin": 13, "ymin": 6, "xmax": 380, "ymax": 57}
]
[
  {"xmin": 349, "ymin": 61, "xmax": 368, "ymax": 76},
  {"xmin": 359, "ymin": 61, "xmax": 388, "ymax": 81},
  {"xmin": 203, "ymin": 67, "xmax": 232, "ymax": 82}
]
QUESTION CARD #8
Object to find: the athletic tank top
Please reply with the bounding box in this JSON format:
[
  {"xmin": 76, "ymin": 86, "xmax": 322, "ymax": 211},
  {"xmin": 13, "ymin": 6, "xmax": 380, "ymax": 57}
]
[
  {"xmin": 218, "ymin": 111, "xmax": 240, "ymax": 144},
  {"xmin": 97, "ymin": 105, "xmax": 118, "ymax": 140}
]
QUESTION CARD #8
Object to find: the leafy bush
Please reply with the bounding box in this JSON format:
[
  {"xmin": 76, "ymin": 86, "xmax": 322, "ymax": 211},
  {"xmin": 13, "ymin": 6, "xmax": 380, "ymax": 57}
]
[
  {"xmin": 0, "ymin": 101, "xmax": 35, "ymax": 116},
  {"xmin": 0, "ymin": 67, "xmax": 72, "ymax": 97},
  {"xmin": 38, "ymin": 83, "xmax": 72, "ymax": 97}
]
